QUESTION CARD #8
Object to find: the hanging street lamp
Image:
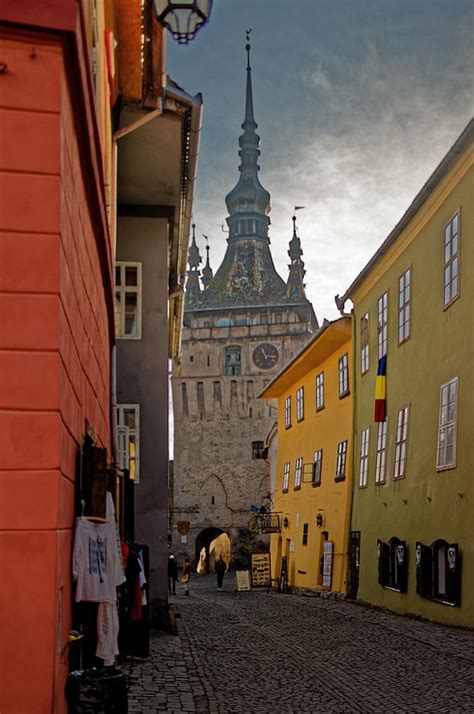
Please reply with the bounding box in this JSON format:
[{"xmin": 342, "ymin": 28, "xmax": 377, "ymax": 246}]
[{"xmin": 154, "ymin": 0, "xmax": 213, "ymax": 44}]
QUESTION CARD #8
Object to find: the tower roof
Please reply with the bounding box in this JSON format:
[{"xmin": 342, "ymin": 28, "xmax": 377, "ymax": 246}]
[{"xmin": 192, "ymin": 34, "xmax": 289, "ymax": 310}]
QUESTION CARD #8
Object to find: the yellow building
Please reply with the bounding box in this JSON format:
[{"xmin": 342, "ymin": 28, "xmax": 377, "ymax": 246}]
[
  {"xmin": 260, "ymin": 318, "xmax": 352, "ymax": 593},
  {"xmin": 337, "ymin": 120, "xmax": 474, "ymax": 626}
]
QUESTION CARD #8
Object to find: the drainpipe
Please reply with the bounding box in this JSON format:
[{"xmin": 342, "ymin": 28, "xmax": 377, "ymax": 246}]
[{"xmin": 345, "ymin": 305, "xmax": 357, "ymax": 597}]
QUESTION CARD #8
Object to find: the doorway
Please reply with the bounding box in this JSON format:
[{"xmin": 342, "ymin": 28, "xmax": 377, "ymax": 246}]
[
  {"xmin": 349, "ymin": 531, "xmax": 361, "ymax": 598},
  {"xmin": 195, "ymin": 527, "xmax": 231, "ymax": 573}
]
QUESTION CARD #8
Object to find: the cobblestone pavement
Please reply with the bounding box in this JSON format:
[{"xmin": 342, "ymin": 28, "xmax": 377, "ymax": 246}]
[{"xmin": 126, "ymin": 574, "xmax": 474, "ymax": 713}]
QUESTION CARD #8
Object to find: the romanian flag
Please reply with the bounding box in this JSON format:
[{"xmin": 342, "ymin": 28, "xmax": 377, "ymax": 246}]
[{"xmin": 374, "ymin": 355, "xmax": 387, "ymax": 422}]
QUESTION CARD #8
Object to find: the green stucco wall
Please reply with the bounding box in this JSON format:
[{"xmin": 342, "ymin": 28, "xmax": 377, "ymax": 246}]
[{"xmin": 350, "ymin": 160, "xmax": 473, "ymax": 626}]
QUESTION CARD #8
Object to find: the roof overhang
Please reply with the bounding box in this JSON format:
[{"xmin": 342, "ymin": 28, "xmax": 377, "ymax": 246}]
[{"xmin": 259, "ymin": 317, "xmax": 351, "ymax": 399}]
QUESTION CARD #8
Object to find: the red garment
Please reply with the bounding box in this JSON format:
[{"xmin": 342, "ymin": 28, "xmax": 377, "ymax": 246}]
[
  {"xmin": 120, "ymin": 541, "xmax": 129, "ymax": 571},
  {"xmin": 130, "ymin": 575, "xmax": 142, "ymax": 620}
]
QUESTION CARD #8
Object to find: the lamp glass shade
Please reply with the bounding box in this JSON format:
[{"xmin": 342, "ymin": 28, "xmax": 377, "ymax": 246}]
[{"xmin": 154, "ymin": 0, "xmax": 213, "ymax": 44}]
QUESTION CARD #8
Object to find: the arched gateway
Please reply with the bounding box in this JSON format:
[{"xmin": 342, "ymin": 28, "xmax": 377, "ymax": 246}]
[{"xmin": 195, "ymin": 528, "xmax": 231, "ymax": 573}]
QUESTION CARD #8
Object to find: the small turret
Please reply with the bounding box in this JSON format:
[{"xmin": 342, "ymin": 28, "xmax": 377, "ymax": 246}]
[
  {"xmin": 201, "ymin": 235, "xmax": 213, "ymax": 289},
  {"xmin": 185, "ymin": 224, "xmax": 202, "ymax": 307},
  {"xmin": 286, "ymin": 213, "xmax": 307, "ymax": 301}
]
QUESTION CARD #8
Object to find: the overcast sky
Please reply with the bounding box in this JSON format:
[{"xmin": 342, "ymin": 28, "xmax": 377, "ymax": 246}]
[{"xmin": 167, "ymin": 0, "xmax": 473, "ymax": 323}]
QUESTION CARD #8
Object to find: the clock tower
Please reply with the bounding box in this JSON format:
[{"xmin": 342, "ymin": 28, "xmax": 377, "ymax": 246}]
[{"xmin": 171, "ymin": 38, "xmax": 318, "ymax": 566}]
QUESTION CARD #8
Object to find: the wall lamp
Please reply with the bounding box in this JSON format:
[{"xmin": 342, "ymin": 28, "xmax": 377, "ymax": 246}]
[{"xmin": 154, "ymin": 0, "xmax": 213, "ymax": 44}]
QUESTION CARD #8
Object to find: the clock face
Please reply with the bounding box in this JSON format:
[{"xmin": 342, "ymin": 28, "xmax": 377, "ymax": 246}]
[{"xmin": 252, "ymin": 343, "xmax": 279, "ymax": 370}]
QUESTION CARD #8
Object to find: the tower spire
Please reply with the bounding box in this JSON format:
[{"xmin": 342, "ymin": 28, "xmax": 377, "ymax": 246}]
[
  {"xmin": 201, "ymin": 234, "xmax": 213, "ymax": 289},
  {"xmin": 185, "ymin": 223, "xmax": 202, "ymax": 307},
  {"xmin": 286, "ymin": 209, "xmax": 307, "ymax": 301}
]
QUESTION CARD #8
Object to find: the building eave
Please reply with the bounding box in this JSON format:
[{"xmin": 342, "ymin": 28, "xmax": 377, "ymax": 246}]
[{"xmin": 258, "ymin": 317, "xmax": 351, "ymax": 399}]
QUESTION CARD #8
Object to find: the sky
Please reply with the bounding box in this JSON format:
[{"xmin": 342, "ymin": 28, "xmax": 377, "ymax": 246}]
[{"xmin": 167, "ymin": 0, "xmax": 473, "ymax": 323}]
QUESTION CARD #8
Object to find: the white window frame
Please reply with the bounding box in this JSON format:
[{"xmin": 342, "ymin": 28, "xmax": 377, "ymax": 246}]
[
  {"xmin": 284, "ymin": 396, "xmax": 292, "ymax": 429},
  {"xmin": 359, "ymin": 427, "xmax": 370, "ymax": 487},
  {"xmin": 377, "ymin": 291, "xmax": 388, "ymax": 359},
  {"xmin": 437, "ymin": 378, "xmax": 458, "ymax": 470},
  {"xmin": 294, "ymin": 456, "xmax": 303, "ymax": 489},
  {"xmin": 338, "ymin": 353, "xmax": 349, "ymax": 398},
  {"xmin": 312, "ymin": 449, "xmax": 323, "ymax": 486},
  {"xmin": 282, "ymin": 462, "xmax": 290, "ymax": 492},
  {"xmin": 335, "ymin": 440, "xmax": 348, "ymax": 480},
  {"xmin": 315, "ymin": 372, "xmax": 324, "ymax": 411},
  {"xmin": 360, "ymin": 313, "xmax": 369, "ymax": 374},
  {"xmin": 443, "ymin": 212, "xmax": 460, "ymax": 308},
  {"xmin": 375, "ymin": 420, "xmax": 387, "ymax": 484},
  {"xmin": 296, "ymin": 387, "xmax": 304, "ymax": 422},
  {"xmin": 115, "ymin": 262, "xmax": 142, "ymax": 340},
  {"xmin": 394, "ymin": 405, "xmax": 410, "ymax": 479},
  {"xmin": 398, "ymin": 268, "xmax": 411, "ymax": 344},
  {"xmin": 116, "ymin": 404, "xmax": 140, "ymax": 483}
]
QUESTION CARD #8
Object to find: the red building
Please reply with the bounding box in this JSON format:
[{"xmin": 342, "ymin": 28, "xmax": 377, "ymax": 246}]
[{"xmin": 0, "ymin": 3, "xmax": 115, "ymax": 711}]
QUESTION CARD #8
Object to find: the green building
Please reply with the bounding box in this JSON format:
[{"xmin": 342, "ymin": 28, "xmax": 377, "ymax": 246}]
[{"xmin": 337, "ymin": 120, "xmax": 474, "ymax": 626}]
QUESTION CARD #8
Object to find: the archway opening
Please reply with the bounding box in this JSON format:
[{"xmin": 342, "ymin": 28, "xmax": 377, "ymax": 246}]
[{"xmin": 195, "ymin": 527, "xmax": 231, "ymax": 574}]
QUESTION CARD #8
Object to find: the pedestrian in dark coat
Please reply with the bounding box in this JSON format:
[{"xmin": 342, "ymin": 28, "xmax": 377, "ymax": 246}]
[
  {"xmin": 168, "ymin": 555, "xmax": 178, "ymax": 595},
  {"xmin": 215, "ymin": 555, "xmax": 227, "ymax": 592}
]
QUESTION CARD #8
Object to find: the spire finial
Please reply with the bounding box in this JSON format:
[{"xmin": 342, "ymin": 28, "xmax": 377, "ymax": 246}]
[
  {"xmin": 245, "ymin": 29, "xmax": 252, "ymax": 70},
  {"xmin": 201, "ymin": 234, "xmax": 214, "ymax": 289}
]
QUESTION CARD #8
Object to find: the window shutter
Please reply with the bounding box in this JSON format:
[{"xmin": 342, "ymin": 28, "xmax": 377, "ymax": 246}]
[
  {"xmin": 396, "ymin": 541, "xmax": 408, "ymax": 593},
  {"xmin": 446, "ymin": 543, "xmax": 461, "ymax": 606},
  {"xmin": 377, "ymin": 540, "xmax": 390, "ymax": 586},
  {"xmin": 415, "ymin": 542, "xmax": 433, "ymax": 597}
]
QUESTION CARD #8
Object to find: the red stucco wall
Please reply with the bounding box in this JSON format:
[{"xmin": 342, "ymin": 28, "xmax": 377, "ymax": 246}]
[{"xmin": 0, "ymin": 31, "xmax": 113, "ymax": 714}]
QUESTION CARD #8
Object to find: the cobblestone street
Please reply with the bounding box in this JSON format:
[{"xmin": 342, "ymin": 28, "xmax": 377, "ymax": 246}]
[{"xmin": 126, "ymin": 575, "xmax": 474, "ymax": 713}]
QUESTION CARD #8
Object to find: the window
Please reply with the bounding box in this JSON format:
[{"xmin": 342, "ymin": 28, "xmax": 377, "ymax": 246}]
[
  {"xmin": 360, "ymin": 313, "xmax": 369, "ymax": 374},
  {"xmin": 394, "ymin": 406, "xmax": 409, "ymax": 479},
  {"xmin": 416, "ymin": 540, "xmax": 461, "ymax": 606},
  {"xmin": 282, "ymin": 462, "xmax": 290, "ymax": 492},
  {"xmin": 315, "ymin": 372, "xmax": 324, "ymax": 411},
  {"xmin": 358, "ymin": 427, "xmax": 370, "ymax": 487},
  {"xmin": 312, "ymin": 449, "xmax": 323, "ymax": 487},
  {"xmin": 284, "ymin": 396, "xmax": 292, "ymax": 429},
  {"xmin": 444, "ymin": 212, "xmax": 460, "ymax": 307},
  {"xmin": 294, "ymin": 457, "xmax": 303, "ymax": 489},
  {"xmin": 260, "ymin": 314, "xmax": 268, "ymax": 325},
  {"xmin": 116, "ymin": 404, "xmax": 140, "ymax": 482},
  {"xmin": 115, "ymin": 262, "xmax": 142, "ymax": 339},
  {"xmin": 274, "ymin": 313, "xmax": 282, "ymax": 324},
  {"xmin": 375, "ymin": 421, "xmax": 387, "ymax": 484},
  {"xmin": 224, "ymin": 346, "xmax": 241, "ymax": 376},
  {"xmin": 335, "ymin": 440, "xmax": 348, "ymax": 481},
  {"xmin": 437, "ymin": 378, "xmax": 457, "ymax": 470},
  {"xmin": 377, "ymin": 291, "xmax": 388, "ymax": 359},
  {"xmin": 252, "ymin": 441, "xmax": 264, "ymax": 459},
  {"xmin": 398, "ymin": 269, "xmax": 411, "ymax": 344},
  {"xmin": 377, "ymin": 538, "xmax": 408, "ymax": 592},
  {"xmin": 296, "ymin": 387, "xmax": 304, "ymax": 422},
  {"xmin": 302, "ymin": 523, "xmax": 309, "ymax": 546},
  {"xmin": 338, "ymin": 353, "xmax": 349, "ymax": 398}
]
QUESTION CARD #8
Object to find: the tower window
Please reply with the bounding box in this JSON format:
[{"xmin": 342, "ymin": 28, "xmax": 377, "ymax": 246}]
[
  {"xmin": 252, "ymin": 441, "xmax": 264, "ymax": 459},
  {"xmin": 224, "ymin": 346, "xmax": 242, "ymax": 376}
]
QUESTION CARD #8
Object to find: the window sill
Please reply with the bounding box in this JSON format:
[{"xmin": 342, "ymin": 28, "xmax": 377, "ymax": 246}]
[
  {"xmin": 339, "ymin": 391, "xmax": 350, "ymax": 400},
  {"xmin": 398, "ymin": 335, "xmax": 411, "ymax": 347},
  {"xmin": 285, "ymin": 425, "xmax": 292, "ymax": 430},
  {"xmin": 375, "ymin": 479, "xmax": 386, "ymax": 486},
  {"xmin": 443, "ymin": 293, "xmax": 460, "ymax": 311},
  {"xmin": 311, "ymin": 481, "xmax": 321, "ymax": 488},
  {"xmin": 419, "ymin": 594, "xmax": 459, "ymax": 608},
  {"xmin": 316, "ymin": 406, "xmax": 325, "ymax": 413},
  {"xmin": 436, "ymin": 464, "xmax": 457, "ymax": 473},
  {"xmin": 117, "ymin": 334, "xmax": 142, "ymax": 341},
  {"xmin": 334, "ymin": 475, "xmax": 346, "ymax": 483},
  {"xmin": 296, "ymin": 417, "xmax": 305, "ymax": 423},
  {"xmin": 293, "ymin": 485, "xmax": 301, "ymax": 491},
  {"xmin": 282, "ymin": 488, "xmax": 289, "ymax": 494},
  {"xmin": 358, "ymin": 483, "xmax": 368, "ymax": 489},
  {"xmin": 381, "ymin": 585, "xmax": 405, "ymax": 593},
  {"xmin": 393, "ymin": 474, "xmax": 406, "ymax": 481}
]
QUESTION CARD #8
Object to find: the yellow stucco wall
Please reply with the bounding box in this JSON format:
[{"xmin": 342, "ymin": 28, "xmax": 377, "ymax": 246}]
[
  {"xmin": 264, "ymin": 318, "xmax": 352, "ymax": 593},
  {"xmin": 349, "ymin": 140, "xmax": 474, "ymax": 625}
]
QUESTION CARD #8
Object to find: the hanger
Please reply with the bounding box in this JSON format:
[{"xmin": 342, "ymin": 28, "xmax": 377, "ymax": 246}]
[{"xmin": 84, "ymin": 516, "xmax": 109, "ymax": 523}]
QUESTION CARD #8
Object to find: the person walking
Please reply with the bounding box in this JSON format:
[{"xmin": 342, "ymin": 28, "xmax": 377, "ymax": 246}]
[
  {"xmin": 181, "ymin": 558, "xmax": 192, "ymax": 596},
  {"xmin": 168, "ymin": 554, "xmax": 178, "ymax": 595},
  {"xmin": 215, "ymin": 554, "xmax": 227, "ymax": 592}
]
